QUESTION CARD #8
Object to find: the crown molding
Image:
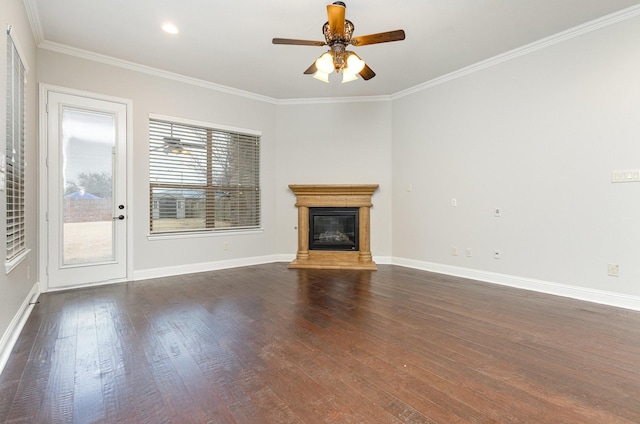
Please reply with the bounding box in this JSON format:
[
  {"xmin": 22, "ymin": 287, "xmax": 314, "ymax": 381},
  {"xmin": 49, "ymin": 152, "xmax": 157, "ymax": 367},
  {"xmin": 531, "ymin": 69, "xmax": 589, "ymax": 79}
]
[
  {"xmin": 275, "ymin": 95, "xmax": 391, "ymax": 105},
  {"xmin": 38, "ymin": 41, "xmax": 281, "ymax": 105},
  {"xmin": 392, "ymin": 4, "xmax": 640, "ymax": 100},
  {"xmin": 39, "ymin": 40, "xmax": 391, "ymax": 106},
  {"xmin": 22, "ymin": 0, "xmax": 44, "ymax": 44}
]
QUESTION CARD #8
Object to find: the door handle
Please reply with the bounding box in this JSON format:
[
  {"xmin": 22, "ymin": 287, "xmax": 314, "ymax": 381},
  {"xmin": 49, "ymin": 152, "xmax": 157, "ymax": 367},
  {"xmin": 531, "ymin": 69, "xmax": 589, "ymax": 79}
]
[{"xmin": 113, "ymin": 215, "xmax": 125, "ymax": 220}]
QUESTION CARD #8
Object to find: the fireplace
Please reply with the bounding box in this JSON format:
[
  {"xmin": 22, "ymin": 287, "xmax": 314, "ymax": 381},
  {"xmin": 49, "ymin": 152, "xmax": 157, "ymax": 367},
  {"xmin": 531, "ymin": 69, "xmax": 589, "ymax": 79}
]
[
  {"xmin": 309, "ymin": 207, "xmax": 359, "ymax": 251},
  {"xmin": 288, "ymin": 184, "xmax": 378, "ymax": 270}
]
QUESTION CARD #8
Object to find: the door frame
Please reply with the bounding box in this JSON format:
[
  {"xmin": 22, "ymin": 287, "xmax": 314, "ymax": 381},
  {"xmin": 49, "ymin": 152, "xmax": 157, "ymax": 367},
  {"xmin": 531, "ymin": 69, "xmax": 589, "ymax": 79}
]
[{"xmin": 38, "ymin": 84, "xmax": 134, "ymax": 292}]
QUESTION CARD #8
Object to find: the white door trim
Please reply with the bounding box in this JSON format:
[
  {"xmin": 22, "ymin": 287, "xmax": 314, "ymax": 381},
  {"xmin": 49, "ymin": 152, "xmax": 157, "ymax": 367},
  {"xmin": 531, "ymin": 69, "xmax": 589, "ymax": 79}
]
[{"xmin": 38, "ymin": 84, "xmax": 134, "ymax": 292}]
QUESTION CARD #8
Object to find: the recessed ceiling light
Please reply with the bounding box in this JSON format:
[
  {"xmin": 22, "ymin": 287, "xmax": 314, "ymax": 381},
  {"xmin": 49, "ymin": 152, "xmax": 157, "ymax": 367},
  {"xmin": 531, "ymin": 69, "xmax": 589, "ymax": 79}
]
[{"xmin": 162, "ymin": 23, "xmax": 179, "ymax": 34}]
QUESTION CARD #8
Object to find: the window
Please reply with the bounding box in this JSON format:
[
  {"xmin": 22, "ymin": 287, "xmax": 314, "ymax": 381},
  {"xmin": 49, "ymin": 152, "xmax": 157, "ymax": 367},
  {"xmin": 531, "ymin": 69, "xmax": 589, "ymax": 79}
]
[
  {"xmin": 149, "ymin": 117, "xmax": 260, "ymax": 234},
  {"xmin": 6, "ymin": 26, "xmax": 27, "ymax": 266}
]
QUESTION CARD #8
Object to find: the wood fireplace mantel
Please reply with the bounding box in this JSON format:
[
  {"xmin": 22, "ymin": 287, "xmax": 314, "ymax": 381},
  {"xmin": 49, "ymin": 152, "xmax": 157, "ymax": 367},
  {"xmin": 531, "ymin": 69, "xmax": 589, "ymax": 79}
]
[{"xmin": 288, "ymin": 184, "xmax": 378, "ymax": 270}]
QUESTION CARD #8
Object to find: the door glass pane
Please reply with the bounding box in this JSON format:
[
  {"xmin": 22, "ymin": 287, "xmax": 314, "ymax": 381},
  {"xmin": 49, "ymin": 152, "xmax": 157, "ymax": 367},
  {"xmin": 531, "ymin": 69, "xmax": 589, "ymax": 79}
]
[{"xmin": 61, "ymin": 107, "xmax": 115, "ymax": 265}]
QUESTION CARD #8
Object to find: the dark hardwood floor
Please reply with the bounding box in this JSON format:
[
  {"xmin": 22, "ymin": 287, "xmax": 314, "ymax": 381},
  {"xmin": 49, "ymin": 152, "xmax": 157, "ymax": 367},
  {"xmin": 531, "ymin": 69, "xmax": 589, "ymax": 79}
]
[{"xmin": 1, "ymin": 263, "xmax": 640, "ymax": 423}]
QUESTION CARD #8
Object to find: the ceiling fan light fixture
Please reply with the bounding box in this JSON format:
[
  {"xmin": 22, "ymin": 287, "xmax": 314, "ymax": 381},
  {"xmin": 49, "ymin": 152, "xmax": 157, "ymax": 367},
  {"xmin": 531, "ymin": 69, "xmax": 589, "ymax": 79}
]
[
  {"xmin": 163, "ymin": 136, "xmax": 190, "ymax": 155},
  {"xmin": 341, "ymin": 72, "xmax": 358, "ymax": 83},
  {"xmin": 313, "ymin": 71, "xmax": 330, "ymax": 83},
  {"xmin": 315, "ymin": 52, "xmax": 335, "ymax": 74},
  {"xmin": 346, "ymin": 53, "xmax": 365, "ymax": 74}
]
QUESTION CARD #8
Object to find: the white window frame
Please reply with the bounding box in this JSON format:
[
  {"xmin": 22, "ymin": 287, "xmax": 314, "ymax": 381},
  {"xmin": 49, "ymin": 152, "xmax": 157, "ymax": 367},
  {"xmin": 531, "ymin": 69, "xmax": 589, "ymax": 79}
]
[
  {"xmin": 5, "ymin": 25, "xmax": 29, "ymax": 273},
  {"xmin": 148, "ymin": 114, "xmax": 261, "ymax": 237}
]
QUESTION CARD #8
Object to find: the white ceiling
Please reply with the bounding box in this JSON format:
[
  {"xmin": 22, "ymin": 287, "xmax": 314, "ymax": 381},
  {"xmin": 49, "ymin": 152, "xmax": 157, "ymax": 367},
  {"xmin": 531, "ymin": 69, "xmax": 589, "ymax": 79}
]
[{"xmin": 27, "ymin": 0, "xmax": 640, "ymax": 100}]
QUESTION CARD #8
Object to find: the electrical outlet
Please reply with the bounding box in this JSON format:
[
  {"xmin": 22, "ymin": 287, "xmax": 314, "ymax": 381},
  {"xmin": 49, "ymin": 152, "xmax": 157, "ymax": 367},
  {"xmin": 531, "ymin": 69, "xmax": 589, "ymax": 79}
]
[
  {"xmin": 451, "ymin": 246, "xmax": 458, "ymax": 256},
  {"xmin": 451, "ymin": 198, "xmax": 457, "ymax": 207},
  {"xmin": 465, "ymin": 248, "xmax": 472, "ymax": 257},
  {"xmin": 494, "ymin": 207, "xmax": 502, "ymax": 217},
  {"xmin": 607, "ymin": 263, "xmax": 619, "ymax": 277},
  {"xmin": 494, "ymin": 250, "xmax": 501, "ymax": 259}
]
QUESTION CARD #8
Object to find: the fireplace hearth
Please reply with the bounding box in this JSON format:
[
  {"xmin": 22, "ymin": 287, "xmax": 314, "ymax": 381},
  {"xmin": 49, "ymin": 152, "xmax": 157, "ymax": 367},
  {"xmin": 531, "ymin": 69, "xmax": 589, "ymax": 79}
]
[{"xmin": 288, "ymin": 184, "xmax": 378, "ymax": 270}]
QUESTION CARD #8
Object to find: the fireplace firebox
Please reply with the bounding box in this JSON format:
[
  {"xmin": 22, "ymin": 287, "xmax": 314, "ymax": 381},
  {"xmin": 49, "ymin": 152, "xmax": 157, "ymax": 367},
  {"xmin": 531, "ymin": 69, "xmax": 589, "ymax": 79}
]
[{"xmin": 309, "ymin": 207, "xmax": 359, "ymax": 251}]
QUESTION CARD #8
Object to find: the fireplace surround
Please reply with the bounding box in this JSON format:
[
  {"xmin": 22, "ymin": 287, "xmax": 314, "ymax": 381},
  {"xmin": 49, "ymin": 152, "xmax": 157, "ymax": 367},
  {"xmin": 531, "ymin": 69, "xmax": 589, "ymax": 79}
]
[{"xmin": 288, "ymin": 184, "xmax": 378, "ymax": 270}]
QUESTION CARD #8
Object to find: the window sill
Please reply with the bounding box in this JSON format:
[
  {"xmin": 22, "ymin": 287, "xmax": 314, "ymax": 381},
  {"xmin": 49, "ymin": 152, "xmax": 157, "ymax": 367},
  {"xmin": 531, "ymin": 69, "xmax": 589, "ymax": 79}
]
[
  {"xmin": 147, "ymin": 228, "xmax": 264, "ymax": 241},
  {"xmin": 6, "ymin": 248, "xmax": 31, "ymax": 274}
]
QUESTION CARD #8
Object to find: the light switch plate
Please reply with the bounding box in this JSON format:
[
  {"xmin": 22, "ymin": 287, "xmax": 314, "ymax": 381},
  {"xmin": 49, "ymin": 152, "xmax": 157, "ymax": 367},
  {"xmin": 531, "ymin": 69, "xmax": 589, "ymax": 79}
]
[{"xmin": 612, "ymin": 170, "xmax": 640, "ymax": 183}]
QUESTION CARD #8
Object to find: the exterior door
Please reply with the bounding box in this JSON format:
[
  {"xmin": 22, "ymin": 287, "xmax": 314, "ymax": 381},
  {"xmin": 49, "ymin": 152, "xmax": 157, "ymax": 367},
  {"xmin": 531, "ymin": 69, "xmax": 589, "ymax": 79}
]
[{"xmin": 46, "ymin": 90, "xmax": 128, "ymax": 289}]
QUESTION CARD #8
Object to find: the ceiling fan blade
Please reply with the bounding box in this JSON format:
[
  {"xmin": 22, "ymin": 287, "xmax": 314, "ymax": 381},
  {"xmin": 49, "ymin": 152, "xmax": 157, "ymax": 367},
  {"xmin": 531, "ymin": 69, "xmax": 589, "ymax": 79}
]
[
  {"xmin": 272, "ymin": 38, "xmax": 326, "ymax": 46},
  {"xmin": 359, "ymin": 64, "xmax": 376, "ymax": 81},
  {"xmin": 327, "ymin": 3, "xmax": 346, "ymax": 38},
  {"xmin": 351, "ymin": 29, "xmax": 405, "ymax": 46},
  {"xmin": 303, "ymin": 62, "xmax": 317, "ymax": 75}
]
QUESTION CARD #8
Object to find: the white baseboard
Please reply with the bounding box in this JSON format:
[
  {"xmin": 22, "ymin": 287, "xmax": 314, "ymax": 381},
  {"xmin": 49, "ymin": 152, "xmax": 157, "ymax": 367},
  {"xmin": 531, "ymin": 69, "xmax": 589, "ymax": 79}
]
[
  {"xmin": 133, "ymin": 254, "xmax": 287, "ymax": 281},
  {"xmin": 102, "ymin": 253, "xmax": 640, "ymax": 311},
  {"xmin": 373, "ymin": 255, "xmax": 393, "ymax": 265},
  {"xmin": 132, "ymin": 254, "xmax": 394, "ymax": 281},
  {"xmin": 392, "ymin": 257, "xmax": 640, "ymax": 312},
  {"xmin": 0, "ymin": 282, "xmax": 39, "ymax": 376}
]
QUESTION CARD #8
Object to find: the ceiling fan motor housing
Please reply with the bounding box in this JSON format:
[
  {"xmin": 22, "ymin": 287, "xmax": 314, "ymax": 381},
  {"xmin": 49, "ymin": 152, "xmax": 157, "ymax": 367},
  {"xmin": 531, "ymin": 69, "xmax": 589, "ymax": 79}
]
[{"xmin": 323, "ymin": 20, "xmax": 354, "ymax": 45}]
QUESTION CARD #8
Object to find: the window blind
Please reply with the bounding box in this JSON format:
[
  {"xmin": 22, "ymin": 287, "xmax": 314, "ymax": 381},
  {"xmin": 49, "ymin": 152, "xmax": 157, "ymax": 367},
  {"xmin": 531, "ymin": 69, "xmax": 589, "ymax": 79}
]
[
  {"xmin": 6, "ymin": 26, "xmax": 26, "ymax": 262},
  {"xmin": 149, "ymin": 118, "xmax": 260, "ymax": 234}
]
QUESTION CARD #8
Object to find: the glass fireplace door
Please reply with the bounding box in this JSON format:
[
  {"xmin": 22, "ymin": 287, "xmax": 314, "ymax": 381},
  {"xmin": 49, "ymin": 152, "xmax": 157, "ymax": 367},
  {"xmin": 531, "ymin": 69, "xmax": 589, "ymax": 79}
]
[{"xmin": 309, "ymin": 207, "xmax": 359, "ymax": 251}]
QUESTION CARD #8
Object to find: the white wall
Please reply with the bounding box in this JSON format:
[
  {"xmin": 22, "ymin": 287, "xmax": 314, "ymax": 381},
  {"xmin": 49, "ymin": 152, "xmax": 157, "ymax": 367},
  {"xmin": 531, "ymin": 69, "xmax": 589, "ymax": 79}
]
[
  {"xmin": 275, "ymin": 101, "xmax": 393, "ymax": 260},
  {"xmin": 37, "ymin": 49, "xmax": 279, "ymax": 277},
  {"xmin": 392, "ymin": 15, "xmax": 640, "ymax": 298},
  {"xmin": 0, "ymin": 0, "xmax": 39, "ymax": 367}
]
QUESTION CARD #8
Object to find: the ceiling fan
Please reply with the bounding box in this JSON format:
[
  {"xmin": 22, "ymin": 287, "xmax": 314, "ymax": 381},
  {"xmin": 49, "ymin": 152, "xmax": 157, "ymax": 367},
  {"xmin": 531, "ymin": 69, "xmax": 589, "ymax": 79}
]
[
  {"xmin": 150, "ymin": 123, "xmax": 202, "ymax": 155},
  {"xmin": 272, "ymin": 1, "xmax": 405, "ymax": 83},
  {"xmin": 160, "ymin": 137, "xmax": 191, "ymax": 155}
]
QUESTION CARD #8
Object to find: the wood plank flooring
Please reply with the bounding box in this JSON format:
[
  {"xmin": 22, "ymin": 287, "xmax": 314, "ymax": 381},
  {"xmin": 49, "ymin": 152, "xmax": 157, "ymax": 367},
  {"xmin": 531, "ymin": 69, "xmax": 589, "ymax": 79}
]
[{"xmin": 1, "ymin": 263, "xmax": 640, "ymax": 423}]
